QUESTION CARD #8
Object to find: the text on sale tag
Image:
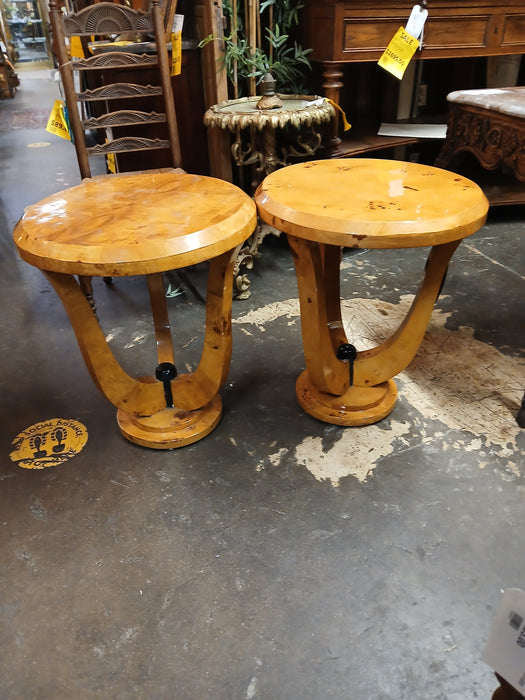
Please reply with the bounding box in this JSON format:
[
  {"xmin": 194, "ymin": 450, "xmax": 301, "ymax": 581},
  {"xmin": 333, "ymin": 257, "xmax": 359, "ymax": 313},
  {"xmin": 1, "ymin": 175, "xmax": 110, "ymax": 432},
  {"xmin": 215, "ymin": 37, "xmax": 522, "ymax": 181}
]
[
  {"xmin": 378, "ymin": 27, "xmax": 419, "ymax": 80},
  {"xmin": 46, "ymin": 99, "xmax": 71, "ymax": 141}
]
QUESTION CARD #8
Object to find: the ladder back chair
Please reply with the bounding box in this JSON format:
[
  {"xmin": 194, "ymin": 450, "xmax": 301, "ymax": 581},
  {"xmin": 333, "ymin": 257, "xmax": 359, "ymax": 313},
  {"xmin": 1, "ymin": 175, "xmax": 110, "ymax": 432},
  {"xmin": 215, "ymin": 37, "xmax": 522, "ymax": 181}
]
[
  {"xmin": 49, "ymin": 0, "xmax": 182, "ymax": 308},
  {"xmin": 49, "ymin": 0, "xmax": 182, "ymax": 179}
]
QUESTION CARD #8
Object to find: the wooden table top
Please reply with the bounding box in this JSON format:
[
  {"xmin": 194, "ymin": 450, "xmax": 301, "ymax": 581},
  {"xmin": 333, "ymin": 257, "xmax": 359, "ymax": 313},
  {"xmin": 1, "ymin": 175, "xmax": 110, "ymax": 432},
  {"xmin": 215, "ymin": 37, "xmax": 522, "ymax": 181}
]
[
  {"xmin": 255, "ymin": 159, "xmax": 489, "ymax": 248},
  {"xmin": 14, "ymin": 170, "xmax": 257, "ymax": 276}
]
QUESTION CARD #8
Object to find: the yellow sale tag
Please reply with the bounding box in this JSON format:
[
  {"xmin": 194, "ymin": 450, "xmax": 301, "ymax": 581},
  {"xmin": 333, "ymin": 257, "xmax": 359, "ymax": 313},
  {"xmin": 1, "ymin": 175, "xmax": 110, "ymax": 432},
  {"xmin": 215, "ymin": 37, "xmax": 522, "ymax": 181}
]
[
  {"xmin": 106, "ymin": 137, "xmax": 117, "ymax": 173},
  {"xmin": 46, "ymin": 99, "xmax": 71, "ymax": 140},
  {"xmin": 171, "ymin": 31, "xmax": 182, "ymax": 76},
  {"xmin": 107, "ymin": 152, "xmax": 117, "ymax": 174},
  {"xmin": 170, "ymin": 15, "xmax": 184, "ymax": 77},
  {"xmin": 378, "ymin": 27, "xmax": 419, "ymax": 80},
  {"xmin": 70, "ymin": 35, "xmax": 84, "ymax": 59}
]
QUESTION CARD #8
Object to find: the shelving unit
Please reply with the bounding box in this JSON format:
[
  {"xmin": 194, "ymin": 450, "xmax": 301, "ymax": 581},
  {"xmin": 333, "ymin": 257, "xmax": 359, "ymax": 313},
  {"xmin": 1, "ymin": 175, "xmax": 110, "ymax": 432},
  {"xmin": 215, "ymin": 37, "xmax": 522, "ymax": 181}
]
[
  {"xmin": 332, "ymin": 129, "xmax": 418, "ymax": 157},
  {"xmin": 0, "ymin": 20, "xmax": 19, "ymax": 98}
]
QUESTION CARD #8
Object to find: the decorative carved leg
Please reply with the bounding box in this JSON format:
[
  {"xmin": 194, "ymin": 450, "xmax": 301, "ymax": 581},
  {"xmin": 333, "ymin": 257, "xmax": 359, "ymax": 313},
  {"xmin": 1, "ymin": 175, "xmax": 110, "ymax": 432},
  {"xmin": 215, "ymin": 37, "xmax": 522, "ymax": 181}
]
[
  {"xmin": 255, "ymin": 125, "xmax": 282, "ymax": 181},
  {"xmin": 43, "ymin": 246, "xmax": 241, "ymax": 448},
  {"xmin": 233, "ymin": 223, "xmax": 281, "ymax": 300},
  {"xmin": 322, "ymin": 61, "xmax": 344, "ymax": 157},
  {"xmin": 288, "ymin": 235, "xmax": 461, "ymax": 425}
]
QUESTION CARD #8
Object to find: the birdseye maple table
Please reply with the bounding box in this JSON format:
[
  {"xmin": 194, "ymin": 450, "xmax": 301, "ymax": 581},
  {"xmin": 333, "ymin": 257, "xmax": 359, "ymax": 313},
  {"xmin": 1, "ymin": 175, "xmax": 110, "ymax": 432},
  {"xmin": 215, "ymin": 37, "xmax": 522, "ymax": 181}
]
[
  {"xmin": 13, "ymin": 170, "xmax": 257, "ymax": 449},
  {"xmin": 255, "ymin": 158, "xmax": 489, "ymax": 426}
]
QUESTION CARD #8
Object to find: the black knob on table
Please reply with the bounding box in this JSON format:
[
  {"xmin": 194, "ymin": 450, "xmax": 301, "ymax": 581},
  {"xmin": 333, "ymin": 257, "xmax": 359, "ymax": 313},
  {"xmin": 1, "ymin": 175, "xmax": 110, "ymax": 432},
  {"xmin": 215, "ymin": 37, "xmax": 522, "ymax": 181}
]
[
  {"xmin": 336, "ymin": 343, "xmax": 357, "ymax": 387},
  {"xmin": 155, "ymin": 362, "xmax": 178, "ymax": 408}
]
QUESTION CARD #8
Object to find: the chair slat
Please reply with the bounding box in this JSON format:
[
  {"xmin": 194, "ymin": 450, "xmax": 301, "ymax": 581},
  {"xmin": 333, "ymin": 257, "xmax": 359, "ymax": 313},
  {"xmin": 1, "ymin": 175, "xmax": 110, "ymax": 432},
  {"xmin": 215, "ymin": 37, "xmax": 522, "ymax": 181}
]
[
  {"xmin": 87, "ymin": 137, "xmax": 170, "ymax": 156},
  {"xmin": 82, "ymin": 110, "xmax": 167, "ymax": 130}
]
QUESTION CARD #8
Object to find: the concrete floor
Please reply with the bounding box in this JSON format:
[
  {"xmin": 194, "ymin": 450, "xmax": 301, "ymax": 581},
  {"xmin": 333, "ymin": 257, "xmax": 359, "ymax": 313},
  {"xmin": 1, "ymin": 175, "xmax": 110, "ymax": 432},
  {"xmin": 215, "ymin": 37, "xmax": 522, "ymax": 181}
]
[{"xmin": 1, "ymin": 65, "xmax": 524, "ymax": 700}]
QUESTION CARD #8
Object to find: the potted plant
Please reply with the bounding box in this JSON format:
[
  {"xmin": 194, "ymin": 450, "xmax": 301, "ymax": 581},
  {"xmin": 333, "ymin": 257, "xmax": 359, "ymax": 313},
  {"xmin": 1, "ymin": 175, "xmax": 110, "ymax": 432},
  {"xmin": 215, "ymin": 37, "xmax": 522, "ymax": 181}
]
[{"xmin": 200, "ymin": 0, "xmax": 312, "ymax": 98}]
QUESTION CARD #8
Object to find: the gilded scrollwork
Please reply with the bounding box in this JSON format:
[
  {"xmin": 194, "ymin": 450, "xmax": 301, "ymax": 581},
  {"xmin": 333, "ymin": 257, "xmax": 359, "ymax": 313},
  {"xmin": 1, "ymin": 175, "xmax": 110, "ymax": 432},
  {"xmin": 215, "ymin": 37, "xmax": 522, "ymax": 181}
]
[{"xmin": 204, "ymin": 95, "xmax": 334, "ymax": 135}]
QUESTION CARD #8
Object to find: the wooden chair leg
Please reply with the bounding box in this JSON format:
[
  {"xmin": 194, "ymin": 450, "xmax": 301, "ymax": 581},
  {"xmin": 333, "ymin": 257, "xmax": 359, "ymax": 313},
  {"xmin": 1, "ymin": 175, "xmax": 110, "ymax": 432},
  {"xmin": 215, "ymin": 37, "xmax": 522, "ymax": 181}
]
[{"xmin": 78, "ymin": 275, "xmax": 95, "ymax": 312}]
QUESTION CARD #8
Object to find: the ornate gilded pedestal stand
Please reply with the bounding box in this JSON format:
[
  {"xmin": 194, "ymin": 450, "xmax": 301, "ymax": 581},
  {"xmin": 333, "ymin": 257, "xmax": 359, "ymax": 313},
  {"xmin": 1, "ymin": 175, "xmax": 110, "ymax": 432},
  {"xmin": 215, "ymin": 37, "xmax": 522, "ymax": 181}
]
[
  {"xmin": 204, "ymin": 94, "xmax": 334, "ymax": 184},
  {"xmin": 204, "ymin": 95, "xmax": 335, "ymax": 298}
]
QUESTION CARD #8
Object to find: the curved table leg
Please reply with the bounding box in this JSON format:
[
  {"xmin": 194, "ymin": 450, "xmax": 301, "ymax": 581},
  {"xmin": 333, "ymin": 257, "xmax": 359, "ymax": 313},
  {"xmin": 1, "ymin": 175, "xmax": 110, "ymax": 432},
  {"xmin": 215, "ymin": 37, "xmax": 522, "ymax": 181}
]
[
  {"xmin": 43, "ymin": 246, "xmax": 240, "ymax": 449},
  {"xmin": 288, "ymin": 235, "xmax": 461, "ymax": 426}
]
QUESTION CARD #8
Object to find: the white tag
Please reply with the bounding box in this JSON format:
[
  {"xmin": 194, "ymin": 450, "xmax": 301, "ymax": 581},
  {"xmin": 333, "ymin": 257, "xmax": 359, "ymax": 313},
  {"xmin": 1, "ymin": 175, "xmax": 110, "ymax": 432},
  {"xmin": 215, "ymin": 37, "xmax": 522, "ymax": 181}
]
[
  {"xmin": 405, "ymin": 5, "xmax": 428, "ymax": 40},
  {"xmin": 172, "ymin": 14, "xmax": 184, "ymax": 33},
  {"xmin": 482, "ymin": 588, "xmax": 525, "ymax": 694}
]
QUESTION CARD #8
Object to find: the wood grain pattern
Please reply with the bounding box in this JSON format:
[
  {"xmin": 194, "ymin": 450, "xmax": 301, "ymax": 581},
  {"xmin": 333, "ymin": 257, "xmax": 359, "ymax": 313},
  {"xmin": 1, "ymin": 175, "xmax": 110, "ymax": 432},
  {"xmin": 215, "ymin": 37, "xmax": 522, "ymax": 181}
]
[
  {"xmin": 255, "ymin": 159, "xmax": 488, "ymax": 248},
  {"xmin": 300, "ymin": 1, "xmax": 525, "ymax": 64},
  {"xmin": 14, "ymin": 170, "xmax": 257, "ymax": 276},
  {"xmin": 14, "ymin": 169, "xmax": 256, "ymax": 448},
  {"xmin": 255, "ymin": 158, "xmax": 489, "ymax": 426}
]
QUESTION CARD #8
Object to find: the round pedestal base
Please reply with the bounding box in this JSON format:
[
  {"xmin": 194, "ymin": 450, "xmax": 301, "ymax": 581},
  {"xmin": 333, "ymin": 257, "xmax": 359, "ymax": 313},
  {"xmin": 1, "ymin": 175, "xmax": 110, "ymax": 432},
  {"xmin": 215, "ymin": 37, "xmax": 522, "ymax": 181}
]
[
  {"xmin": 296, "ymin": 371, "xmax": 398, "ymax": 426},
  {"xmin": 117, "ymin": 395, "xmax": 223, "ymax": 449}
]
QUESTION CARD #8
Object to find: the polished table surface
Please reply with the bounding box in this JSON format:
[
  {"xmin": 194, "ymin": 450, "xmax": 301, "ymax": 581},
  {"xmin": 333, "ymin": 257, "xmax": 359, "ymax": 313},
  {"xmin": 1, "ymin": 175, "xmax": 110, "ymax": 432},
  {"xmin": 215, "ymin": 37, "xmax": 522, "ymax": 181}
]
[
  {"xmin": 14, "ymin": 170, "xmax": 257, "ymax": 448},
  {"xmin": 14, "ymin": 170, "xmax": 256, "ymax": 276},
  {"xmin": 255, "ymin": 158, "xmax": 489, "ymax": 425},
  {"xmin": 255, "ymin": 158, "xmax": 488, "ymax": 247}
]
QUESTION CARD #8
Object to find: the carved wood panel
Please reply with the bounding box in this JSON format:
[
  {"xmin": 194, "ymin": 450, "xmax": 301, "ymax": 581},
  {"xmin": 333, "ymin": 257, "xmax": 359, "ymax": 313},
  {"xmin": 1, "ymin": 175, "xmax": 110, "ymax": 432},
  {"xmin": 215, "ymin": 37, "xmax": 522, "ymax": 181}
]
[{"xmin": 436, "ymin": 104, "xmax": 525, "ymax": 181}]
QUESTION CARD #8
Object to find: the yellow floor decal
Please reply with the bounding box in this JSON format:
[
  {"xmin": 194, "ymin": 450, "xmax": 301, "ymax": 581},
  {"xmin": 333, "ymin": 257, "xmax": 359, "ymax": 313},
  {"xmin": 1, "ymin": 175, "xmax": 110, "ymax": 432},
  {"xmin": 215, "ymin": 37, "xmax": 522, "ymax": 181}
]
[{"xmin": 9, "ymin": 418, "xmax": 88, "ymax": 469}]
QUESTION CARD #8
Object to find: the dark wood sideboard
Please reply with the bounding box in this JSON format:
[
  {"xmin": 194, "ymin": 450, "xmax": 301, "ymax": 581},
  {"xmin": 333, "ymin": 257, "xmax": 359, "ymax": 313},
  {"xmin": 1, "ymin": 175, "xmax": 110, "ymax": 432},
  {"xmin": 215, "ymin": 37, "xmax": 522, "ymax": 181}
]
[{"xmin": 299, "ymin": 0, "xmax": 525, "ymax": 154}]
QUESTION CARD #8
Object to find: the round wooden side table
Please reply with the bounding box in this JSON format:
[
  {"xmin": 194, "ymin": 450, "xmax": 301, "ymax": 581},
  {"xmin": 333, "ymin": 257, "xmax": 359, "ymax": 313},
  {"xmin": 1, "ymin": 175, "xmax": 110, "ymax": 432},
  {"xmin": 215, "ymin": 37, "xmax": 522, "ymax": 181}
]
[
  {"xmin": 14, "ymin": 170, "xmax": 257, "ymax": 448},
  {"xmin": 255, "ymin": 158, "xmax": 489, "ymax": 426}
]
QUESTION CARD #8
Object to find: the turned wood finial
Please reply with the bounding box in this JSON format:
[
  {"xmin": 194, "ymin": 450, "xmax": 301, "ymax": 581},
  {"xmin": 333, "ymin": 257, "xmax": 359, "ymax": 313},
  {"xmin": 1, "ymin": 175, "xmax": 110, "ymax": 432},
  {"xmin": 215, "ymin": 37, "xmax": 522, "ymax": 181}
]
[{"xmin": 256, "ymin": 72, "xmax": 283, "ymax": 110}]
